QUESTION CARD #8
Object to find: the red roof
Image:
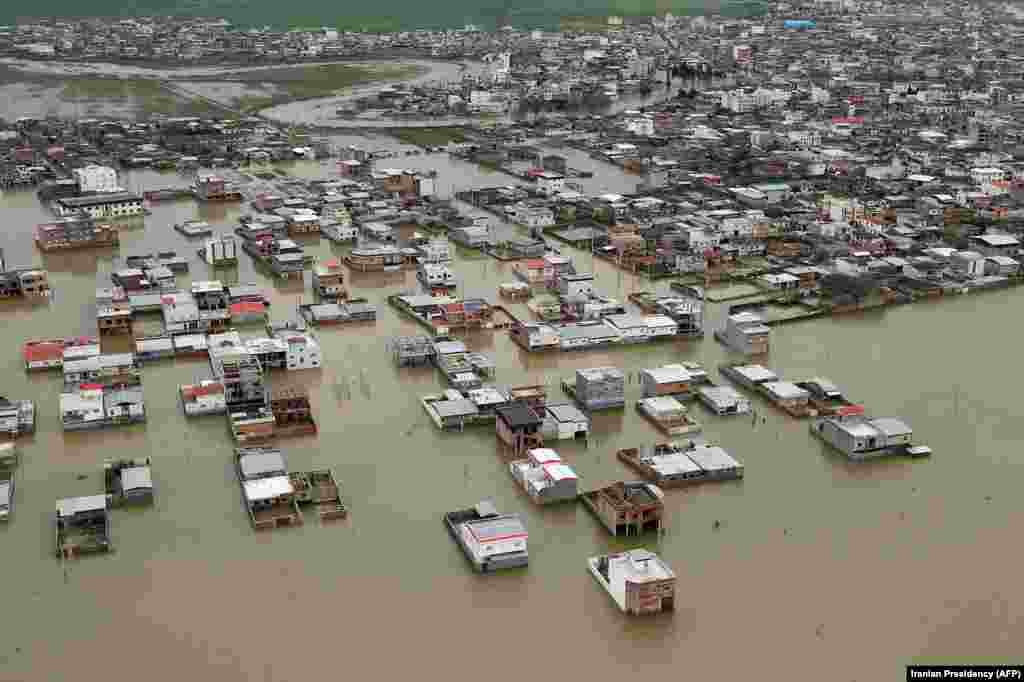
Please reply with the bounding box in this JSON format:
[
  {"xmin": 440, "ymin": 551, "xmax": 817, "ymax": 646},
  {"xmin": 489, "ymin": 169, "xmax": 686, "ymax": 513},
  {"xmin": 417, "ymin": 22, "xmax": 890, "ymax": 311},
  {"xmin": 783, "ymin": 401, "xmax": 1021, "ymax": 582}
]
[
  {"xmin": 79, "ymin": 383, "xmax": 104, "ymax": 391},
  {"xmin": 67, "ymin": 336, "xmax": 97, "ymax": 347},
  {"xmin": 182, "ymin": 383, "xmax": 224, "ymax": 399},
  {"xmin": 836, "ymin": 404, "xmax": 865, "ymax": 417},
  {"xmin": 24, "ymin": 342, "xmax": 63, "ymax": 361},
  {"xmin": 523, "ymin": 259, "xmax": 547, "ymax": 270},
  {"xmin": 230, "ymin": 302, "xmax": 266, "ymax": 314},
  {"xmin": 445, "ymin": 303, "xmax": 465, "ymax": 314}
]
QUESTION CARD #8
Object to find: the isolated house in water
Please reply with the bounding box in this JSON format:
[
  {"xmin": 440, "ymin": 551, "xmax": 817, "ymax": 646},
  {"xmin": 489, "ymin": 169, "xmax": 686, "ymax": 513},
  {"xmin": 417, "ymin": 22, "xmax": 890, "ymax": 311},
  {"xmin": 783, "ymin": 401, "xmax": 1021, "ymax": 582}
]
[
  {"xmin": 588, "ymin": 549, "xmax": 676, "ymax": 615},
  {"xmin": 495, "ymin": 403, "xmax": 544, "ymax": 455}
]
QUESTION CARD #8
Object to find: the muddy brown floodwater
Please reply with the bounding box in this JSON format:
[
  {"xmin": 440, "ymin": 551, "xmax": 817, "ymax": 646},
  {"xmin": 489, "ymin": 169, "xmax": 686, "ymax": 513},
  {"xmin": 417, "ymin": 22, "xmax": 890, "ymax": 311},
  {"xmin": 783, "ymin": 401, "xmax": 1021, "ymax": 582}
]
[{"xmin": 0, "ymin": 157, "xmax": 1021, "ymax": 682}]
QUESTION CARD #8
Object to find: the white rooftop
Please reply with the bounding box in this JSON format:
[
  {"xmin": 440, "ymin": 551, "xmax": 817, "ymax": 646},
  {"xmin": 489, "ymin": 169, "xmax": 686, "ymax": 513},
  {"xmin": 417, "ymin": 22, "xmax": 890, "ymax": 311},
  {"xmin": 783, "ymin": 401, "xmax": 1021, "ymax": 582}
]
[
  {"xmin": 243, "ymin": 475, "xmax": 293, "ymax": 503},
  {"xmin": 591, "ymin": 549, "xmax": 675, "ymax": 612},
  {"xmin": 642, "ymin": 450, "xmax": 702, "ymax": 477},
  {"xmin": 56, "ymin": 494, "xmax": 107, "ymax": 517},
  {"xmin": 528, "ymin": 448, "xmax": 562, "ymax": 465},
  {"xmin": 761, "ymin": 381, "xmax": 810, "ymax": 401},
  {"xmin": 120, "ymin": 466, "xmax": 153, "ymax": 492},
  {"xmin": 732, "ymin": 364, "xmax": 778, "ymax": 384},
  {"xmin": 686, "ymin": 444, "xmax": 742, "ymax": 472},
  {"xmin": 643, "ymin": 365, "xmax": 692, "ymax": 384},
  {"xmin": 543, "ymin": 462, "xmax": 578, "ymax": 481}
]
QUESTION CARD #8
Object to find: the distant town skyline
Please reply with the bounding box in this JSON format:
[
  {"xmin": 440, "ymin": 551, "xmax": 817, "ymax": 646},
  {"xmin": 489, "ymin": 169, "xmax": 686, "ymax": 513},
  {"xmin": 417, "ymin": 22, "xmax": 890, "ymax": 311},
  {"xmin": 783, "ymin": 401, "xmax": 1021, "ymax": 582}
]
[{"xmin": 0, "ymin": 0, "xmax": 764, "ymax": 32}]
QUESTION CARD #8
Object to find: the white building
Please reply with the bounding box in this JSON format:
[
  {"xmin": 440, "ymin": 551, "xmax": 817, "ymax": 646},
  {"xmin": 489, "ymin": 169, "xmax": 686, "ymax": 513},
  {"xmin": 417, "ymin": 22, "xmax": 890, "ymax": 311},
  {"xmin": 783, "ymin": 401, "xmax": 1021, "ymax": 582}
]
[
  {"xmin": 274, "ymin": 331, "xmax": 322, "ymax": 370},
  {"xmin": 624, "ymin": 115, "xmax": 655, "ymax": 137},
  {"xmin": 971, "ymin": 167, "xmax": 1005, "ymax": 191},
  {"xmin": 73, "ymin": 165, "xmax": 119, "ymax": 193},
  {"xmin": 54, "ymin": 192, "xmax": 143, "ymax": 219},
  {"xmin": 558, "ymin": 273, "xmax": 594, "ymax": 301},
  {"xmin": 536, "ymin": 172, "xmax": 565, "ymax": 196},
  {"xmin": 201, "ymin": 235, "xmax": 238, "ymax": 266},
  {"xmin": 506, "ymin": 203, "xmax": 555, "ymax": 228},
  {"xmin": 721, "ymin": 89, "xmax": 758, "ymax": 113},
  {"xmin": 468, "ymin": 90, "xmax": 506, "ymax": 114},
  {"xmin": 509, "ymin": 448, "xmax": 579, "ymax": 505},
  {"xmin": 715, "ymin": 312, "xmax": 771, "ymax": 355},
  {"xmin": 682, "ymin": 226, "xmax": 721, "ymax": 251}
]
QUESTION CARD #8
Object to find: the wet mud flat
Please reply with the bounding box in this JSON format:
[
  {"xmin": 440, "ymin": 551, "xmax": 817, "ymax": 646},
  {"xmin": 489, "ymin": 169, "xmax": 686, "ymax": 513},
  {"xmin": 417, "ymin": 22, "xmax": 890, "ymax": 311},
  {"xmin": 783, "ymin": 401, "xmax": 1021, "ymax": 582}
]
[{"xmin": 0, "ymin": 58, "xmax": 431, "ymax": 120}]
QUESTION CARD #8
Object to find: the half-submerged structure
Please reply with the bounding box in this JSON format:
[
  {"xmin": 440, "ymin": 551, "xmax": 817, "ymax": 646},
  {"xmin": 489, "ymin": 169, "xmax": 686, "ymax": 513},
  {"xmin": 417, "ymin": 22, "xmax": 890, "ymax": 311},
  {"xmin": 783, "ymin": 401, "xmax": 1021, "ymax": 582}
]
[
  {"xmin": 714, "ymin": 312, "xmax": 770, "ymax": 355},
  {"xmin": 104, "ymin": 457, "xmax": 154, "ymax": 506},
  {"xmin": 562, "ymin": 367, "xmax": 625, "ymax": 411},
  {"xmin": 235, "ymin": 447, "xmax": 302, "ymax": 530},
  {"xmin": 0, "ymin": 467, "xmax": 12, "ymax": 522},
  {"xmin": 617, "ymin": 441, "xmax": 744, "ymax": 486},
  {"xmin": 508, "ymin": 448, "xmax": 579, "ymax": 505},
  {"xmin": 0, "ymin": 397, "xmax": 36, "ymax": 438},
  {"xmin": 59, "ymin": 384, "xmax": 146, "ymax": 431},
  {"xmin": 391, "ymin": 335, "xmax": 434, "ymax": 367},
  {"xmin": 698, "ymin": 385, "xmax": 751, "ymax": 416},
  {"xmin": 444, "ymin": 499, "xmax": 528, "ymax": 573},
  {"xmin": 289, "ymin": 470, "xmax": 347, "ymax": 521},
  {"xmin": 55, "ymin": 495, "xmax": 112, "ymax": 559},
  {"xmin": 179, "ymin": 380, "xmax": 227, "ymax": 416},
  {"xmin": 636, "ymin": 396, "xmax": 701, "ymax": 436},
  {"xmin": 581, "ymin": 481, "xmax": 665, "ymax": 536},
  {"xmin": 810, "ymin": 407, "xmax": 931, "ymax": 460},
  {"xmin": 312, "ymin": 259, "xmax": 347, "ymax": 300},
  {"xmin": 588, "ymin": 549, "xmax": 675, "ymax": 615}
]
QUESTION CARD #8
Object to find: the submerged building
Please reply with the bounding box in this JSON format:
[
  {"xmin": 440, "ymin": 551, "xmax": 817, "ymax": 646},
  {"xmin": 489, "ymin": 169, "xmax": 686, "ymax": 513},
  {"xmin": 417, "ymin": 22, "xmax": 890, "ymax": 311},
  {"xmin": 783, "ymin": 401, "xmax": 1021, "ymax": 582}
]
[{"xmin": 588, "ymin": 549, "xmax": 676, "ymax": 615}]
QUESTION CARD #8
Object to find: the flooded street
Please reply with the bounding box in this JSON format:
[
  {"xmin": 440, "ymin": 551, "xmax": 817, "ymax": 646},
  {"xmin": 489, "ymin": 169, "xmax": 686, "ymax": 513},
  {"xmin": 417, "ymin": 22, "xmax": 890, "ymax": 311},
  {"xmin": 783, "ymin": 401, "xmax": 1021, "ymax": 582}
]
[{"xmin": 0, "ymin": 156, "xmax": 1021, "ymax": 682}]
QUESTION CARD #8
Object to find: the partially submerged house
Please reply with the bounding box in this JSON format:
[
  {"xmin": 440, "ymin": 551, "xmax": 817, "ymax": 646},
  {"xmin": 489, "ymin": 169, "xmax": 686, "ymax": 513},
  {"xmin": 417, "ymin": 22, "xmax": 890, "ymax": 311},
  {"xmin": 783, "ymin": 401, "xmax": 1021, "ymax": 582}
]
[
  {"xmin": 581, "ymin": 481, "xmax": 665, "ymax": 536},
  {"xmin": 179, "ymin": 380, "xmax": 226, "ymax": 416},
  {"xmin": 640, "ymin": 364, "xmax": 694, "ymax": 399},
  {"xmin": 541, "ymin": 402, "xmax": 590, "ymax": 441},
  {"xmin": 811, "ymin": 409, "xmax": 929, "ymax": 460},
  {"xmin": 618, "ymin": 441, "xmax": 745, "ymax": 486},
  {"xmin": 444, "ymin": 499, "xmax": 528, "ymax": 573},
  {"xmin": 104, "ymin": 457, "xmax": 154, "ymax": 506},
  {"xmin": 269, "ymin": 388, "xmax": 317, "ymax": 437},
  {"xmin": 509, "ymin": 448, "xmax": 579, "ymax": 505},
  {"xmin": 0, "ymin": 468, "xmax": 12, "ymax": 522},
  {"xmin": 235, "ymin": 447, "xmax": 302, "ymax": 530},
  {"xmin": 636, "ymin": 396, "xmax": 701, "ymax": 436},
  {"xmin": 422, "ymin": 391, "xmax": 481, "ymax": 431},
  {"xmin": 588, "ymin": 549, "xmax": 676, "ymax": 615},
  {"xmin": 55, "ymin": 494, "xmax": 112, "ymax": 559},
  {"xmin": 62, "ymin": 353, "xmax": 140, "ymax": 387},
  {"xmin": 715, "ymin": 312, "xmax": 771, "ymax": 355},
  {"xmin": 60, "ymin": 384, "xmax": 146, "ymax": 431},
  {"xmin": 0, "ymin": 397, "xmax": 35, "ymax": 437},
  {"xmin": 391, "ymin": 335, "xmax": 434, "ymax": 367},
  {"xmin": 312, "ymin": 259, "xmax": 347, "ymax": 299},
  {"xmin": 697, "ymin": 385, "xmax": 751, "ymax": 416},
  {"xmin": 495, "ymin": 403, "xmax": 544, "ymax": 455},
  {"xmin": 565, "ymin": 367, "xmax": 625, "ymax": 410}
]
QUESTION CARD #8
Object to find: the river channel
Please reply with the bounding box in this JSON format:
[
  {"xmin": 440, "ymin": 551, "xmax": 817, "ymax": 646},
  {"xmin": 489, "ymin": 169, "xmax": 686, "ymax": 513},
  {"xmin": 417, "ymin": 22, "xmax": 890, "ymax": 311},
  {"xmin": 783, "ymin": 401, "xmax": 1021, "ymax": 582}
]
[{"xmin": 0, "ymin": 153, "xmax": 1020, "ymax": 681}]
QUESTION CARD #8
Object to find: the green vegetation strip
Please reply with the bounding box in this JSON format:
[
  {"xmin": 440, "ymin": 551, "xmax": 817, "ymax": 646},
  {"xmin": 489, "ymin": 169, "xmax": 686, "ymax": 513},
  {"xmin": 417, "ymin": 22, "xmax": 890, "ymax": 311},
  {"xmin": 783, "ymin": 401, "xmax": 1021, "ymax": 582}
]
[
  {"xmin": 389, "ymin": 127, "xmax": 466, "ymax": 147},
  {"xmin": 61, "ymin": 77, "xmax": 225, "ymax": 117},
  {"xmin": 224, "ymin": 63, "xmax": 424, "ymax": 106}
]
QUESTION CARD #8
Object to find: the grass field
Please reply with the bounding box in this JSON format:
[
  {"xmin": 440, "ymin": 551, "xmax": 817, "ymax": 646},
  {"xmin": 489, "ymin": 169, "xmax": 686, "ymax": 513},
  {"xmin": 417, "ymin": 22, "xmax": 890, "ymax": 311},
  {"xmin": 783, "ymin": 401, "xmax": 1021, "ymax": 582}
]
[
  {"xmin": 44, "ymin": 62, "xmax": 425, "ymax": 118},
  {"xmin": 61, "ymin": 77, "xmax": 226, "ymax": 118},
  {"xmin": 223, "ymin": 63, "xmax": 424, "ymax": 106},
  {"xmin": 389, "ymin": 127, "xmax": 467, "ymax": 147}
]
